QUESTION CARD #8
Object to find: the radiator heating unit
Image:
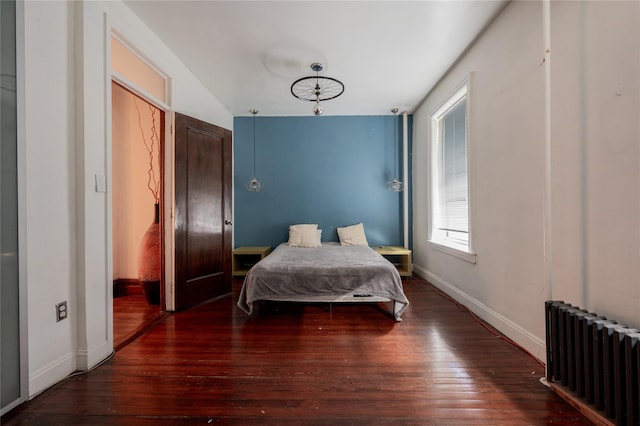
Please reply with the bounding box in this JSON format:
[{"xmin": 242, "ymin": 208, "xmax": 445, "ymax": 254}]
[{"xmin": 545, "ymin": 301, "xmax": 640, "ymax": 426}]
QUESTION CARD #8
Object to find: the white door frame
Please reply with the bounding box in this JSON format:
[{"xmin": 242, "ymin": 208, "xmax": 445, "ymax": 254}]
[{"xmin": 105, "ymin": 26, "xmax": 176, "ymax": 352}]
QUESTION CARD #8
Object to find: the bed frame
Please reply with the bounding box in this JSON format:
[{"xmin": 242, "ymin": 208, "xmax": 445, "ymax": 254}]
[{"xmin": 237, "ymin": 243, "xmax": 409, "ymax": 321}]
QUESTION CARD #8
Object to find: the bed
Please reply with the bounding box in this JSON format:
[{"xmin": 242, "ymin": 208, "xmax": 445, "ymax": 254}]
[{"xmin": 237, "ymin": 242, "xmax": 409, "ymax": 321}]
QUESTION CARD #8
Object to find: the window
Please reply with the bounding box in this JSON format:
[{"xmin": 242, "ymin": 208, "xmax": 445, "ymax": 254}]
[{"xmin": 430, "ymin": 81, "xmax": 473, "ymax": 258}]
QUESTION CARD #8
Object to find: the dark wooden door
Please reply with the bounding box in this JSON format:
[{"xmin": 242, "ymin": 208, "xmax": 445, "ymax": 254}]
[{"xmin": 174, "ymin": 113, "xmax": 232, "ymax": 310}]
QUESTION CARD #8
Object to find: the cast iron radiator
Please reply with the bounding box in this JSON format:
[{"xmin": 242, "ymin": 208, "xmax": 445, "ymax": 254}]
[{"xmin": 545, "ymin": 301, "xmax": 640, "ymax": 425}]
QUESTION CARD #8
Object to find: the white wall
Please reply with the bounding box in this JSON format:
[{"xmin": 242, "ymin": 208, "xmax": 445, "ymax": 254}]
[
  {"xmin": 22, "ymin": 0, "xmax": 232, "ymax": 397},
  {"xmin": 412, "ymin": 0, "xmax": 640, "ymax": 362},
  {"xmin": 23, "ymin": 0, "xmax": 78, "ymax": 394},
  {"xmin": 549, "ymin": 1, "xmax": 639, "ymax": 327}
]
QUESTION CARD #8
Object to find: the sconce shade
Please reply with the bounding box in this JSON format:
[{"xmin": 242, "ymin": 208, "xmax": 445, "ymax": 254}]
[
  {"xmin": 246, "ymin": 178, "xmax": 262, "ymax": 192},
  {"xmin": 387, "ymin": 178, "xmax": 405, "ymax": 192}
]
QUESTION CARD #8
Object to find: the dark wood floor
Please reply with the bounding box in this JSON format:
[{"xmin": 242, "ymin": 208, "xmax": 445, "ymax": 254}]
[
  {"xmin": 113, "ymin": 294, "xmax": 167, "ymax": 351},
  {"xmin": 3, "ymin": 276, "xmax": 591, "ymax": 425}
]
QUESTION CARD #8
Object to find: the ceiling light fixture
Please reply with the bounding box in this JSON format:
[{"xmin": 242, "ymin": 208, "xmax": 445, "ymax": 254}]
[
  {"xmin": 291, "ymin": 63, "xmax": 344, "ymax": 116},
  {"xmin": 246, "ymin": 109, "xmax": 262, "ymax": 192},
  {"xmin": 387, "ymin": 108, "xmax": 405, "ymax": 192}
]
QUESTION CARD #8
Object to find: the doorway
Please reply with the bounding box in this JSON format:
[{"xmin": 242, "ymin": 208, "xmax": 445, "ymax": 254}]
[{"xmin": 111, "ymin": 82, "xmax": 166, "ymax": 349}]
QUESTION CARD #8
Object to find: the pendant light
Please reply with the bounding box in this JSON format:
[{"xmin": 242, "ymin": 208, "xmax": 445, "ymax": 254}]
[
  {"xmin": 387, "ymin": 108, "xmax": 404, "ymax": 192},
  {"xmin": 246, "ymin": 109, "xmax": 262, "ymax": 192},
  {"xmin": 291, "ymin": 63, "xmax": 345, "ymax": 116}
]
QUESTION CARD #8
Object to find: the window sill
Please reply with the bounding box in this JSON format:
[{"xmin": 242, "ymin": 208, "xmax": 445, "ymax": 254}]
[{"xmin": 429, "ymin": 240, "xmax": 477, "ymax": 264}]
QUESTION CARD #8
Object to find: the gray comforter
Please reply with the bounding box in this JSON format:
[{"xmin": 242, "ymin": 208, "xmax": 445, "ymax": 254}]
[{"xmin": 237, "ymin": 243, "xmax": 409, "ymax": 321}]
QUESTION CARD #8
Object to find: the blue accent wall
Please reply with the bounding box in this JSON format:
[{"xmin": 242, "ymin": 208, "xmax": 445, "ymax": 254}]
[{"xmin": 233, "ymin": 115, "xmax": 412, "ymax": 248}]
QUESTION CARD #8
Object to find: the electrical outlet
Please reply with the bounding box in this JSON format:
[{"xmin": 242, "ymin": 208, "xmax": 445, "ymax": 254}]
[{"xmin": 56, "ymin": 301, "xmax": 68, "ymax": 322}]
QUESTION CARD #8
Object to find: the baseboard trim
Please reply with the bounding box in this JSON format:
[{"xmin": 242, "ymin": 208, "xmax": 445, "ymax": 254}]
[
  {"xmin": 114, "ymin": 278, "xmax": 142, "ymax": 297},
  {"xmin": 413, "ymin": 264, "xmax": 546, "ymax": 362},
  {"xmin": 76, "ymin": 339, "xmax": 111, "ymax": 371},
  {"xmin": 28, "ymin": 352, "xmax": 76, "ymax": 399},
  {"xmin": 541, "ymin": 378, "xmax": 613, "ymax": 426}
]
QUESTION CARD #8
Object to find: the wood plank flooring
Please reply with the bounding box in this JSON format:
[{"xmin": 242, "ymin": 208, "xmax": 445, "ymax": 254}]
[
  {"xmin": 112, "ymin": 294, "xmax": 167, "ymax": 351},
  {"xmin": 3, "ymin": 276, "xmax": 591, "ymax": 425}
]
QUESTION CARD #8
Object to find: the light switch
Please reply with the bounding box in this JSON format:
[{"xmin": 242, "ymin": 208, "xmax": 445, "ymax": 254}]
[{"xmin": 95, "ymin": 174, "xmax": 106, "ymax": 193}]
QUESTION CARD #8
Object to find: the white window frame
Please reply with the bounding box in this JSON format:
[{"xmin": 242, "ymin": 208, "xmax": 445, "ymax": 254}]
[{"xmin": 428, "ymin": 77, "xmax": 476, "ymax": 264}]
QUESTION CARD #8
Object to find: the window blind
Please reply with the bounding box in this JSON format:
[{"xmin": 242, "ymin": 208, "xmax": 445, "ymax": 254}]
[{"xmin": 439, "ymin": 98, "xmax": 468, "ymax": 235}]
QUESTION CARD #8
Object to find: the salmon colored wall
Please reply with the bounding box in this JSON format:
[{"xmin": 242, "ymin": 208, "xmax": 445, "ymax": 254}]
[
  {"xmin": 112, "ymin": 82, "xmax": 161, "ymax": 280},
  {"xmin": 111, "ymin": 37, "xmax": 165, "ymax": 103}
]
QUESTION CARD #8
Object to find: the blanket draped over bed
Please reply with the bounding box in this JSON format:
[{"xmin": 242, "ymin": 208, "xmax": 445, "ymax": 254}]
[{"xmin": 237, "ymin": 243, "xmax": 409, "ymax": 321}]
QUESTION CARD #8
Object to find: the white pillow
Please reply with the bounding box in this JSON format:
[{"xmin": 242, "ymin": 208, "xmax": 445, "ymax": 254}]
[
  {"xmin": 288, "ymin": 224, "xmax": 321, "ymax": 248},
  {"xmin": 337, "ymin": 223, "xmax": 368, "ymax": 246}
]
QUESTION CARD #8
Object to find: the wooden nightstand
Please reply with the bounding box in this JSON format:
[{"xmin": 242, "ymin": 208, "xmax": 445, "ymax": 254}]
[
  {"xmin": 232, "ymin": 246, "xmax": 272, "ymax": 277},
  {"xmin": 373, "ymin": 246, "xmax": 412, "ymax": 277}
]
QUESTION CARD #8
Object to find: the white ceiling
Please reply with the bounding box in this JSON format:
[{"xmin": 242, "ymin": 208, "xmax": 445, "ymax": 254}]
[{"xmin": 123, "ymin": 1, "xmax": 508, "ymax": 117}]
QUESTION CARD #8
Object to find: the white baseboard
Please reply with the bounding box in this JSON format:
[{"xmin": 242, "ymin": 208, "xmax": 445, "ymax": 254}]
[
  {"xmin": 28, "ymin": 352, "xmax": 76, "ymax": 399},
  {"xmin": 413, "ymin": 264, "xmax": 546, "ymax": 363},
  {"xmin": 28, "ymin": 339, "xmax": 112, "ymax": 399},
  {"xmin": 76, "ymin": 339, "xmax": 111, "ymax": 370}
]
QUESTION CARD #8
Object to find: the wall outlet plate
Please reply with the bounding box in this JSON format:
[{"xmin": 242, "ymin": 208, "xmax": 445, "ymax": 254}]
[{"xmin": 56, "ymin": 301, "xmax": 68, "ymax": 322}]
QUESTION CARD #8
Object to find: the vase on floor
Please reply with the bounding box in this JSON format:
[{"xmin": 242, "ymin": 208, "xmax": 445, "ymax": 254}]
[{"xmin": 138, "ymin": 203, "xmax": 161, "ymax": 305}]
